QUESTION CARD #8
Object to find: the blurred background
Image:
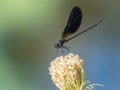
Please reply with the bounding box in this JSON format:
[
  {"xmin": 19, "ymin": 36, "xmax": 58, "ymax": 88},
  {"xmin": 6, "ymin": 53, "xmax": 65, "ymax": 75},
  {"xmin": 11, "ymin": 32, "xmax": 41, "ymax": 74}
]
[{"xmin": 0, "ymin": 0, "xmax": 119, "ymax": 90}]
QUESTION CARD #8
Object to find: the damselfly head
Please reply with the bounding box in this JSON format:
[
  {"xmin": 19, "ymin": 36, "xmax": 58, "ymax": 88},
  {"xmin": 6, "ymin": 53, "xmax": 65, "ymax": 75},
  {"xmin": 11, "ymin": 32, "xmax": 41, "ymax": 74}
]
[
  {"xmin": 54, "ymin": 43, "xmax": 60, "ymax": 48},
  {"xmin": 54, "ymin": 40, "xmax": 65, "ymax": 48}
]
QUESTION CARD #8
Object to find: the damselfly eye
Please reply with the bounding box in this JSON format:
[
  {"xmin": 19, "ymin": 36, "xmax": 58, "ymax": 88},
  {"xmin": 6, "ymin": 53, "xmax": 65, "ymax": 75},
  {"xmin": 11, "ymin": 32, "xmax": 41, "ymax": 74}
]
[{"xmin": 54, "ymin": 43, "xmax": 59, "ymax": 48}]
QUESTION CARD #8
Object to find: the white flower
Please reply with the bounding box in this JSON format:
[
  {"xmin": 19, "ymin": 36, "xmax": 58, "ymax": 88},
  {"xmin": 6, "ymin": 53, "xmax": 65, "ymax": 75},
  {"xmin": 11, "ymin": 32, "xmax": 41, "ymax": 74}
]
[
  {"xmin": 49, "ymin": 53, "xmax": 84, "ymax": 90},
  {"xmin": 49, "ymin": 53, "xmax": 103, "ymax": 90}
]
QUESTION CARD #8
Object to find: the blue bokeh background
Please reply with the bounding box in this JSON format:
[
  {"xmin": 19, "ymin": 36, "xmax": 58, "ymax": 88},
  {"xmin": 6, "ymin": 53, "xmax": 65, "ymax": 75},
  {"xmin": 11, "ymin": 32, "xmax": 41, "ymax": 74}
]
[{"xmin": 0, "ymin": 0, "xmax": 120, "ymax": 90}]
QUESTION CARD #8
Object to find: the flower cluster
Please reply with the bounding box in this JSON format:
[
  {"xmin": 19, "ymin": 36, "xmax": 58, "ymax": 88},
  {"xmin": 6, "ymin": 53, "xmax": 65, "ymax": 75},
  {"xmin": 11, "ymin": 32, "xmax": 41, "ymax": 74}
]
[{"xmin": 49, "ymin": 53, "xmax": 103, "ymax": 90}]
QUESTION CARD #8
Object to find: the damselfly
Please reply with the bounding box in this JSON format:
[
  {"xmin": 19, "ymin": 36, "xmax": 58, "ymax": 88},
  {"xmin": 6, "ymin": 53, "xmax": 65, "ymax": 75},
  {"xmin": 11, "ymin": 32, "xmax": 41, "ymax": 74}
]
[{"xmin": 54, "ymin": 6, "xmax": 103, "ymax": 52}]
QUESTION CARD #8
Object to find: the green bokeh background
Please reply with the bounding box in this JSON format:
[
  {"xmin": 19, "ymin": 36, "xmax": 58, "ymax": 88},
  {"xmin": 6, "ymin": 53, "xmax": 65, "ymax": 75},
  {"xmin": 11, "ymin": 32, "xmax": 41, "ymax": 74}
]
[{"xmin": 0, "ymin": 0, "xmax": 120, "ymax": 90}]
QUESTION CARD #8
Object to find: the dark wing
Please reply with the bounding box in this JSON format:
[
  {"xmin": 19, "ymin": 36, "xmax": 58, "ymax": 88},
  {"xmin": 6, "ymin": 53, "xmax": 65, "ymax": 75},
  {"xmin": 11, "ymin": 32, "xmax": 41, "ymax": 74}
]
[{"xmin": 61, "ymin": 6, "xmax": 82, "ymax": 40}]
